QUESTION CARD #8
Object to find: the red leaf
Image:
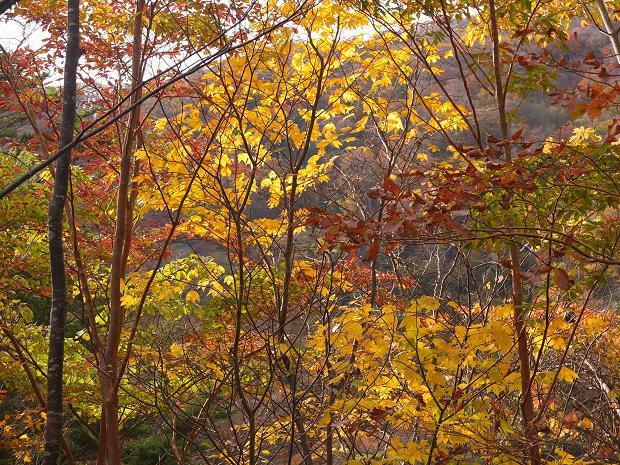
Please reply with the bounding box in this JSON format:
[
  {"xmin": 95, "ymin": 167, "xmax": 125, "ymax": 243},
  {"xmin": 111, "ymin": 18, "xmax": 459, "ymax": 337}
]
[{"xmin": 511, "ymin": 128, "xmax": 524, "ymax": 141}]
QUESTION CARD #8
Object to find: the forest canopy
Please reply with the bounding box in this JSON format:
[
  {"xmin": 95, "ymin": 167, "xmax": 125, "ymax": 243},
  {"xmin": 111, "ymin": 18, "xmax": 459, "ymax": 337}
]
[{"xmin": 0, "ymin": 0, "xmax": 619, "ymax": 465}]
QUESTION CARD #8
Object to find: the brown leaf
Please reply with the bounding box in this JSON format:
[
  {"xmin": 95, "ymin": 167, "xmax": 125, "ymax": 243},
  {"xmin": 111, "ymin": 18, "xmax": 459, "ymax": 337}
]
[
  {"xmin": 367, "ymin": 189, "xmax": 382, "ymax": 199},
  {"xmin": 497, "ymin": 170, "xmax": 518, "ymax": 186},
  {"xmin": 383, "ymin": 176, "xmax": 400, "ymax": 196},
  {"xmin": 561, "ymin": 411, "xmax": 580, "ymax": 429},
  {"xmin": 605, "ymin": 118, "xmax": 620, "ymax": 143},
  {"xmin": 514, "ymin": 28, "xmax": 535, "ymax": 37},
  {"xmin": 553, "ymin": 268, "xmax": 572, "ymax": 291},
  {"xmin": 537, "ymin": 263, "xmax": 552, "ymax": 273},
  {"xmin": 365, "ymin": 241, "xmax": 379, "ymax": 261}
]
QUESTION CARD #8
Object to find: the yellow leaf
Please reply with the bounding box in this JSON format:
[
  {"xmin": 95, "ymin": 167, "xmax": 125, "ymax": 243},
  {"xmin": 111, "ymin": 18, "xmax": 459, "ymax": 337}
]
[
  {"xmin": 170, "ymin": 343, "xmax": 184, "ymax": 357},
  {"xmin": 153, "ymin": 118, "xmax": 168, "ymax": 131},
  {"xmin": 348, "ymin": 321, "xmax": 364, "ymax": 339},
  {"xmin": 454, "ymin": 325, "xmax": 466, "ymax": 341},
  {"xmin": 417, "ymin": 295, "xmax": 439, "ymax": 311},
  {"xmin": 558, "ymin": 367, "xmax": 578, "ymax": 383},
  {"xmin": 352, "ymin": 115, "xmax": 368, "ymax": 133},
  {"xmin": 186, "ymin": 290, "xmax": 200, "ymax": 303},
  {"xmin": 495, "ymin": 304, "xmax": 513, "ymax": 319},
  {"xmin": 386, "ymin": 112, "xmax": 403, "ymax": 132}
]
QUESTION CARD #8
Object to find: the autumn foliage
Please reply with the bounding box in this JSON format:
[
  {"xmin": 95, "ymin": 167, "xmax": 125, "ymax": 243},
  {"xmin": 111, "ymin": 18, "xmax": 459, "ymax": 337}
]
[{"xmin": 0, "ymin": 0, "xmax": 619, "ymax": 465}]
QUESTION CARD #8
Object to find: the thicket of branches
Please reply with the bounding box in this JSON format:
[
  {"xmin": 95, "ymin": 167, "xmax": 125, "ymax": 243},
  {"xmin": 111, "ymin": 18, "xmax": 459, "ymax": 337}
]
[{"xmin": 0, "ymin": 1, "xmax": 619, "ymax": 465}]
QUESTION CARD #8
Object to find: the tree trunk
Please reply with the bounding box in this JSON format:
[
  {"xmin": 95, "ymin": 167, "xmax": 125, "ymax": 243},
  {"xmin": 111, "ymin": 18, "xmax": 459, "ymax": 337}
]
[
  {"xmin": 43, "ymin": 0, "xmax": 80, "ymax": 464},
  {"xmin": 101, "ymin": 1, "xmax": 145, "ymax": 463},
  {"xmin": 488, "ymin": 1, "xmax": 540, "ymax": 464}
]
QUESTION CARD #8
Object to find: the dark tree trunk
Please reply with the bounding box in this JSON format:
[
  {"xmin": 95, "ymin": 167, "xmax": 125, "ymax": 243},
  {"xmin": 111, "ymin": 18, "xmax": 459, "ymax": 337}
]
[{"xmin": 43, "ymin": 1, "xmax": 80, "ymax": 464}]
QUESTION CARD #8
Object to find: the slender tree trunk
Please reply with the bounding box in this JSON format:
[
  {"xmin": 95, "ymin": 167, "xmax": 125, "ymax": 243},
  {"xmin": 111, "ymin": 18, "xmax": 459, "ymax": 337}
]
[
  {"xmin": 97, "ymin": 408, "xmax": 108, "ymax": 465},
  {"xmin": 275, "ymin": 46, "xmax": 328, "ymax": 464},
  {"xmin": 101, "ymin": 1, "xmax": 145, "ymax": 463},
  {"xmin": 488, "ymin": 1, "xmax": 540, "ymax": 464},
  {"xmin": 278, "ymin": 175, "xmax": 315, "ymax": 465},
  {"xmin": 509, "ymin": 245, "xmax": 540, "ymax": 464},
  {"xmin": 43, "ymin": 1, "xmax": 80, "ymax": 464}
]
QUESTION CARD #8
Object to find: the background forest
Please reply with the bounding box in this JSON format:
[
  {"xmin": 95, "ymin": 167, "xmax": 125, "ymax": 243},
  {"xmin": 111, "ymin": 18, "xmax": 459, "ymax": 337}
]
[{"xmin": 0, "ymin": 0, "xmax": 619, "ymax": 464}]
